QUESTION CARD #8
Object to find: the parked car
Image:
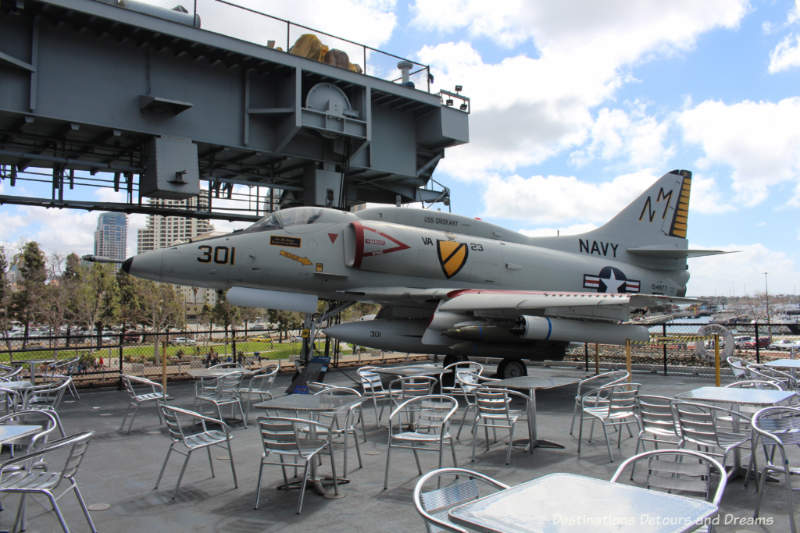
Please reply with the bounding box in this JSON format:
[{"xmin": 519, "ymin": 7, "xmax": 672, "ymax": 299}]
[
  {"xmin": 170, "ymin": 337, "xmax": 197, "ymax": 346},
  {"xmin": 768, "ymin": 338, "xmax": 800, "ymax": 351},
  {"xmin": 734, "ymin": 336, "xmax": 754, "ymax": 349}
]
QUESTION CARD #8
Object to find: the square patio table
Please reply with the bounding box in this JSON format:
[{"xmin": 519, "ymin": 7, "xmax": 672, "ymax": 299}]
[
  {"xmin": 677, "ymin": 386, "xmax": 795, "ymax": 406},
  {"xmin": 371, "ymin": 364, "xmax": 442, "ymax": 378},
  {"xmin": 448, "ymin": 472, "xmax": 718, "ymax": 533},
  {"xmin": 10, "ymin": 359, "xmax": 55, "ymax": 385},
  {"xmin": 765, "ymin": 359, "xmax": 800, "ymax": 370},
  {"xmin": 0, "ymin": 424, "xmax": 41, "ymax": 445},
  {"xmin": 492, "ymin": 375, "xmax": 584, "ymax": 452}
]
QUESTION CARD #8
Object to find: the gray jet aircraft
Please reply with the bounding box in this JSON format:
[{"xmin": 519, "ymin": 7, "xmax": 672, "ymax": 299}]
[{"xmin": 121, "ymin": 169, "xmax": 722, "ymax": 377}]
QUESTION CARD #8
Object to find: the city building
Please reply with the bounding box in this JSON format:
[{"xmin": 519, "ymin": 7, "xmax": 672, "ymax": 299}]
[
  {"xmin": 94, "ymin": 212, "xmax": 127, "ymax": 261},
  {"xmin": 136, "ymin": 193, "xmax": 217, "ymax": 312}
]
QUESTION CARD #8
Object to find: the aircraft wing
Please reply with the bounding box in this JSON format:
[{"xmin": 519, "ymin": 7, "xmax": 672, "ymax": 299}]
[
  {"xmin": 438, "ymin": 289, "xmax": 696, "ymax": 322},
  {"xmin": 341, "ymin": 286, "xmax": 696, "ymax": 322}
]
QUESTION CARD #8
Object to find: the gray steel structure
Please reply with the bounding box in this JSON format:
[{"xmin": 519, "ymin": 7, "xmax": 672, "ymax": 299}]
[{"xmin": 0, "ymin": 0, "xmax": 469, "ymax": 220}]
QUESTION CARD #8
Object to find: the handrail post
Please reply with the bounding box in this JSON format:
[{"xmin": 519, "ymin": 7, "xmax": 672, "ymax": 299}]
[
  {"xmin": 714, "ymin": 334, "xmax": 720, "ymax": 386},
  {"xmin": 625, "ymin": 339, "xmax": 632, "ymax": 382},
  {"xmin": 662, "ymin": 323, "xmax": 668, "ymax": 376}
]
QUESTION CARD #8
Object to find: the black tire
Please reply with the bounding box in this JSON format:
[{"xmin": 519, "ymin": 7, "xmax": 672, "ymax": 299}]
[{"xmin": 497, "ymin": 359, "xmax": 527, "ymax": 379}]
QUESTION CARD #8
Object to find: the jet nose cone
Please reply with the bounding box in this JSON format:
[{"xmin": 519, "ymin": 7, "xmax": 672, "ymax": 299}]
[{"xmin": 121, "ymin": 251, "xmax": 164, "ymax": 282}]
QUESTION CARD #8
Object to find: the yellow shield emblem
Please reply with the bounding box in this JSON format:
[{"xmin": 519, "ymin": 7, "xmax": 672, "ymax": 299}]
[{"xmin": 437, "ymin": 240, "xmax": 468, "ymax": 279}]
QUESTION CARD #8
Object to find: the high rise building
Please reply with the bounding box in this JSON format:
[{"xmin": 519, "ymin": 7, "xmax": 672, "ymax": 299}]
[
  {"xmin": 136, "ymin": 193, "xmax": 214, "ymax": 254},
  {"xmin": 94, "ymin": 212, "xmax": 127, "ymax": 261},
  {"xmin": 136, "ymin": 193, "xmax": 217, "ymax": 311}
]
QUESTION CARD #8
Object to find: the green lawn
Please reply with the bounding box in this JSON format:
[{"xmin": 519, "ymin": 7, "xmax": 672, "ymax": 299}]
[{"xmin": 0, "ymin": 339, "xmax": 347, "ymax": 363}]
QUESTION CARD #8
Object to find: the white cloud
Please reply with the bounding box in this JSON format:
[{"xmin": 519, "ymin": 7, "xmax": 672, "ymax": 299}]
[
  {"xmin": 687, "ymin": 244, "xmax": 800, "ymax": 296},
  {"xmin": 569, "ymin": 104, "xmax": 674, "ymax": 169},
  {"xmin": 688, "ymin": 174, "xmax": 735, "ymax": 215},
  {"xmin": 482, "ymin": 169, "xmax": 658, "ymax": 224},
  {"xmin": 769, "ymin": 34, "xmax": 800, "ymax": 73},
  {"xmin": 415, "ymin": 2, "xmax": 748, "ymax": 179},
  {"xmin": 677, "ymin": 98, "xmax": 800, "ymax": 207}
]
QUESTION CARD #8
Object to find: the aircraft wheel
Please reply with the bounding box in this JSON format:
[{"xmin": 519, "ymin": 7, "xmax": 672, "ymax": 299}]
[{"xmin": 497, "ymin": 359, "xmax": 527, "ymax": 379}]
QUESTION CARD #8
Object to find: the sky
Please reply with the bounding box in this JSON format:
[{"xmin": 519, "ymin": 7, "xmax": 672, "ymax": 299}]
[{"xmin": 1, "ymin": 0, "xmax": 800, "ymax": 297}]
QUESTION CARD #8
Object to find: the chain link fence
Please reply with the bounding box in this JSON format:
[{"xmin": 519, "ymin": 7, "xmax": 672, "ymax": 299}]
[{"xmin": 1, "ymin": 321, "xmax": 796, "ymax": 385}]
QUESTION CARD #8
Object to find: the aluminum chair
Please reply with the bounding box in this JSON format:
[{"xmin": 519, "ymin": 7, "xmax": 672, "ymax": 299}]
[
  {"xmin": 413, "ymin": 467, "xmax": 510, "ymax": 533},
  {"xmin": 46, "ymin": 358, "xmax": 81, "ymax": 400},
  {"xmin": 569, "ymin": 369, "xmax": 629, "ymax": 437},
  {"xmin": 389, "ymin": 375, "xmax": 438, "ymax": 409},
  {"xmin": 470, "ymin": 387, "xmax": 529, "ymax": 465},
  {"xmin": 384, "ymin": 394, "xmax": 458, "ymax": 490},
  {"xmin": 196, "ymin": 371, "xmax": 247, "ymax": 428},
  {"xmin": 155, "ymin": 404, "xmax": 237, "ymax": 499},
  {"xmin": 752, "ymin": 406, "xmax": 800, "ymax": 533},
  {"xmin": 310, "ymin": 386, "xmax": 367, "ymax": 475},
  {"xmin": 238, "ymin": 364, "xmax": 279, "ymax": 422},
  {"xmin": 746, "ymin": 363, "xmax": 796, "ymax": 390},
  {"xmin": 23, "ymin": 377, "xmax": 70, "ymax": 437},
  {"xmin": 577, "ymin": 382, "xmax": 640, "ymax": 462},
  {"xmin": 611, "ymin": 449, "xmax": 726, "ymax": 533},
  {"xmin": 358, "ymin": 365, "xmax": 391, "ymax": 425},
  {"xmin": 0, "ymin": 408, "xmax": 60, "ymax": 456},
  {"xmin": 672, "ymin": 400, "xmax": 751, "ymax": 478},
  {"xmin": 255, "ymin": 416, "xmax": 338, "ymax": 514},
  {"xmin": 0, "ymin": 366, "xmax": 23, "ymax": 382},
  {"xmin": 119, "ymin": 374, "xmax": 167, "ymax": 433},
  {"xmin": 634, "ymin": 394, "xmax": 681, "ymax": 454},
  {"xmin": 452, "ymin": 367, "xmax": 499, "ymax": 440},
  {"xmin": 0, "ymin": 385, "xmax": 24, "ymax": 415},
  {"xmin": 726, "ymin": 356, "xmax": 747, "ymax": 379},
  {"xmin": 0, "ymin": 431, "xmax": 97, "ymax": 533},
  {"xmin": 438, "ymin": 361, "xmax": 484, "ymax": 396}
]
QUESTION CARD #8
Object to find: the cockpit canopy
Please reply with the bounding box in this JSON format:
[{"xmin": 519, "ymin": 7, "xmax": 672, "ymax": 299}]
[{"xmin": 244, "ymin": 207, "xmax": 357, "ymax": 233}]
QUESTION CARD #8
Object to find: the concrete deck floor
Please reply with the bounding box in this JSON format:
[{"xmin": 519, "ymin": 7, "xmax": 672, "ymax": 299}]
[{"xmin": 4, "ymin": 363, "xmax": 793, "ymax": 532}]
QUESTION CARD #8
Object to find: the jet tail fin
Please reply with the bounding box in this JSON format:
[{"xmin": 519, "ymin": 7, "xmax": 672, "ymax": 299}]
[{"xmin": 593, "ymin": 169, "xmax": 693, "ymax": 246}]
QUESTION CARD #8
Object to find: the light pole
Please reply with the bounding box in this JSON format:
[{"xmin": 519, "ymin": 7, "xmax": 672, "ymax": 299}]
[{"xmin": 764, "ymin": 272, "xmax": 771, "ymax": 338}]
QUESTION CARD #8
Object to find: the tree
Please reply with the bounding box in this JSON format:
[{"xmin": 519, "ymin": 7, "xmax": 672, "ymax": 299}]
[
  {"xmin": 138, "ymin": 280, "xmax": 184, "ymax": 364},
  {"xmin": 10, "ymin": 242, "xmax": 47, "ymax": 347},
  {"xmin": 0, "ymin": 247, "xmax": 13, "ymax": 351},
  {"xmin": 74, "ymin": 262, "xmax": 120, "ymax": 347},
  {"xmin": 60, "ymin": 253, "xmax": 85, "ymax": 346}
]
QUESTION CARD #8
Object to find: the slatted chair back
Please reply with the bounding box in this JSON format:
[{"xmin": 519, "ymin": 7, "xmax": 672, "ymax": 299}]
[
  {"xmin": 160, "ymin": 404, "xmax": 187, "ymax": 443},
  {"xmin": 439, "ymin": 361, "xmax": 484, "ymax": 394},
  {"xmin": 358, "ymin": 366, "xmax": 385, "ymax": 394},
  {"xmin": 672, "ymin": 401, "xmax": 749, "ymax": 450},
  {"xmin": 637, "ymin": 394, "xmax": 679, "ymax": 437},
  {"xmin": 605, "ymin": 382, "xmax": 640, "ymax": 417},
  {"xmin": 214, "ymin": 372, "xmax": 243, "ymax": 401},
  {"xmin": 474, "ymin": 388, "xmax": 513, "ymax": 422},
  {"xmin": 249, "ymin": 364, "xmax": 279, "ymax": 393},
  {"xmin": 25, "ymin": 377, "xmax": 70, "ymax": 410},
  {"xmin": 390, "ymin": 375, "xmax": 437, "ymax": 405},
  {"xmin": 611, "ymin": 449, "xmax": 727, "ymax": 505},
  {"xmin": 407, "ymin": 395, "xmax": 458, "ymax": 435},
  {"xmin": 414, "ymin": 467, "xmax": 510, "ymax": 533},
  {"xmin": 259, "ymin": 417, "xmax": 303, "ymax": 455}
]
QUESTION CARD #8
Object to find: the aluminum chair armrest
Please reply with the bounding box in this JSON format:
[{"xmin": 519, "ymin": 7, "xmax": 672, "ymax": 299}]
[
  {"xmin": 166, "ymin": 405, "xmax": 231, "ymax": 434},
  {"xmin": 0, "ymin": 432, "xmax": 93, "ymax": 473}
]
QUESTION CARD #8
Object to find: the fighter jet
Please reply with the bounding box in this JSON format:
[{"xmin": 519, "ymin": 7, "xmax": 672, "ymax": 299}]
[{"xmin": 121, "ymin": 169, "xmax": 722, "ymax": 377}]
